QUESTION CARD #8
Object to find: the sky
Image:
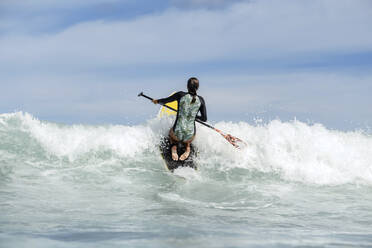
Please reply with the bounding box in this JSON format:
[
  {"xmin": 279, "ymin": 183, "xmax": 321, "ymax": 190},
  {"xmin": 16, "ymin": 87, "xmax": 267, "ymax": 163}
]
[{"xmin": 1, "ymin": 0, "xmax": 372, "ymax": 130}]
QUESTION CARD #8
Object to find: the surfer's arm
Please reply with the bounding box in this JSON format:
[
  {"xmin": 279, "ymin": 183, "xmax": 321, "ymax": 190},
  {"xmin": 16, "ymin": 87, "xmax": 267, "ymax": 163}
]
[
  {"xmin": 196, "ymin": 96, "xmax": 207, "ymax": 122},
  {"xmin": 157, "ymin": 91, "xmax": 183, "ymax": 104}
]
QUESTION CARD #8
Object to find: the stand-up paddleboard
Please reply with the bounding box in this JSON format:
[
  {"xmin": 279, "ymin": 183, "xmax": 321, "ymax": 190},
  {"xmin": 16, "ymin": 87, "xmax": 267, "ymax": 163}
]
[
  {"xmin": 158, "ymin": 92, "xmax": 197, "ymax": 172},
  {"xmin": 159, "ymin": 137, "xmax": 197, "ymax": 172}
]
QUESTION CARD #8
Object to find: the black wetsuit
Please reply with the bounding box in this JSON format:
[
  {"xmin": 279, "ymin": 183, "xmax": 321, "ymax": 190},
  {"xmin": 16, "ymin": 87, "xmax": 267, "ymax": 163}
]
[{"xmin": 158, "ymin": 91, "xmax": 207, "ymax": 139}]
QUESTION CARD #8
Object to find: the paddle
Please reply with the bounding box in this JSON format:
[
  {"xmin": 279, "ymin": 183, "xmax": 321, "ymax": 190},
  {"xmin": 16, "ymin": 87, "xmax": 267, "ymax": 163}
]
[{"xmin": 138, "ymin": 92, "xmax": 246, "ymax": 149}]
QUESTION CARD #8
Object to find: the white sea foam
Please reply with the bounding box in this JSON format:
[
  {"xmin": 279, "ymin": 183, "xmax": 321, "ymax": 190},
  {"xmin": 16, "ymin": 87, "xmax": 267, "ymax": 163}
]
[
  {"xmin": 2, "ymin": 112, "xmax": 372, "ymax": 248},
  {"xmin": 196, "ymin": 120, "xmax": 372, "ymax": 185},
  {"xmin": 1, "ymin": 112, "xmax": 372, "ymax": 185},
  {"xmin": 0, "ymin": 112, "xmax": 159, "ymax": 160}
]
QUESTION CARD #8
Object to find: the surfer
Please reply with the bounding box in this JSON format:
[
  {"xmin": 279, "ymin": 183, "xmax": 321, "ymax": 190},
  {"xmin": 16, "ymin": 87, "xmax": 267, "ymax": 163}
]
[{"xmin": 152, "ymin": 77, "xmax": 207, "ymax": 161}]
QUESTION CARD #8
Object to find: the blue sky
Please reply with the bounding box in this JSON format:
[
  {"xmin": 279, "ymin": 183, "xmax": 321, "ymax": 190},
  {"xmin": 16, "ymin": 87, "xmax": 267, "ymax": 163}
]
[{"xmin": 1, "ymin": 0, "xmax": 372, "ymax": 130}]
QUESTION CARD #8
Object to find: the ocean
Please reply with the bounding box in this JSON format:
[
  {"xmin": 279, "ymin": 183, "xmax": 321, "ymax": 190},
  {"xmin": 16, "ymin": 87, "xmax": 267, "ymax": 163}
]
[{"xmin": 1, "ymin": 112, "xmax": 372, "ymax": 248}]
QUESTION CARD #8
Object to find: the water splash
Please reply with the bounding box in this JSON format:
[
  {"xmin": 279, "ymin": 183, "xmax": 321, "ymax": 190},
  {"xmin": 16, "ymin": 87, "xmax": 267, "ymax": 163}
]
[{"xmin": 1, "ymin": 112, "xmax": 372, "ymax": 185}]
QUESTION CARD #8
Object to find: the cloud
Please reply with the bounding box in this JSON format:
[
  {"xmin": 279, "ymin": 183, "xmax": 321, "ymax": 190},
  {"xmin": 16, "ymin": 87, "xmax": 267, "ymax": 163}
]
[
  {"xmin": 1, "ymin": 0, "xmax": 371, "ymax": 129},
  {"xmin": 0, "ymin": 73, "xmax": 154, "ymax": 124},
  {"xmin": 200, "ymin": 72, "xmax": 372, "ymax": 129},
  {"xmin": 1, "ymin": 0, "xmax": 372, "ymax": 72},
  {"xmin": 170, "ymin": 0, "xmax": 247, "ymax": 9},
  {"xmin": 0, "ymin": 0, "xmax": 122, "ymax": 12},
  {"xmin": 1, "ymin": 71, "xmax": 371, "ymax": 128},
  {"xmin": 0, "ymin": 0, "xmax": 131, "ymax": 34}
]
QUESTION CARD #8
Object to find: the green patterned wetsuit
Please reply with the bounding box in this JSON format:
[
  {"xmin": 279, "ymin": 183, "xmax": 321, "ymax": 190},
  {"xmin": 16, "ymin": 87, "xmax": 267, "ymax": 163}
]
[
  {"xmin": 158, "ymin": 91, "xmax": 207, "ymax": 142},
  {"xmin": 173, "ymin": 94, "xmax": 201, "ymax": 141}
]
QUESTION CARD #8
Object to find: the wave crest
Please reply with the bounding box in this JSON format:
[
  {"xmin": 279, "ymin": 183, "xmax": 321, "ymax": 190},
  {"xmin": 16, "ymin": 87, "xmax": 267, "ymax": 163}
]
[{"xmin": 1, "ymin": 112, "xmax": 372, "ymax": 185}]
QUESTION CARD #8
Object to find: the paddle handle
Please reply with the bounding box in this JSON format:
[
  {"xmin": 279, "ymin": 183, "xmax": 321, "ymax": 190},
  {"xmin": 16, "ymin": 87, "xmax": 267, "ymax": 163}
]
[{"xmin": 138, "ymin": 92, "xmax": 154, "ymax": 101}]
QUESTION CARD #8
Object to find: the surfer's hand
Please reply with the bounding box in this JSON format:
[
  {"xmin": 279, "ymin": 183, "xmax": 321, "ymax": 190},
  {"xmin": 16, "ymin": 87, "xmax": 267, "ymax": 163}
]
[{"xmin": 152, "ymin": 99, "xmax": 158, "ymax": 104}]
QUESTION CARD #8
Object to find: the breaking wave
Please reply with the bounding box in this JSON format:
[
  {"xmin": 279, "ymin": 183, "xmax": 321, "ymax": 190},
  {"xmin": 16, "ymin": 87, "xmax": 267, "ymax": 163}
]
[{"xmin": 1, "ymin": 111, "xmax": 372, "ymax": 185}]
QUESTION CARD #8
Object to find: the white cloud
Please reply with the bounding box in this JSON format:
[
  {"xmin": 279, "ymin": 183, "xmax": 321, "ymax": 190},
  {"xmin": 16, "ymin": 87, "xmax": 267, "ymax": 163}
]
[
  {"xmin": 1, "ymin": 0, "xmax": 371, "ymax": 70},
  {"xmin": 2, "ymin": 71, "xmax": 371, "ymax": 128},
  {"xmin": 202, "ymin": 72, "xmax": 372, "ymax": 112},
  {"xmin": 1, "ymin": 0, "xmax": 371, "ymax": 128},
  {"xmin": 171, "ymin": 0, "xmax": 247, "ymax": 9},
  {"xmin": 0, "ymin": 0, "xmax": 125, "ymax": 34},
  {"xmin": 0, "ymin": 0, "xmax": 121, "ymax": 10}
]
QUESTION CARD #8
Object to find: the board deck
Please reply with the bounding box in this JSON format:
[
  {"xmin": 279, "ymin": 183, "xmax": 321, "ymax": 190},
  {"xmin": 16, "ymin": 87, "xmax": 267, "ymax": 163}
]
[
  {"xmin": 159, "ymin": 136, "xmax": 197, "ymax": 172},
  {"xmin": 158, "ymin": 92, "xmax": 178, "ymax": 118}
]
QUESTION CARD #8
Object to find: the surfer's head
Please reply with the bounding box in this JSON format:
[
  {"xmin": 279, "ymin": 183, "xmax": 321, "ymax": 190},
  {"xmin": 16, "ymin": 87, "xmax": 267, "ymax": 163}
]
[{"xmin": 187, "ymin": 77, "xmax": 199, "ymax": 103}]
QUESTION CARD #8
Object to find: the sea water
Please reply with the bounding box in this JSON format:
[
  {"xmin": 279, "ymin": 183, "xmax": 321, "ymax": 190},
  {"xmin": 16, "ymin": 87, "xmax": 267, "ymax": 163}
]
[{"xmin": 1, "ymin": 112, "xmax": 372, "ymax": 248}]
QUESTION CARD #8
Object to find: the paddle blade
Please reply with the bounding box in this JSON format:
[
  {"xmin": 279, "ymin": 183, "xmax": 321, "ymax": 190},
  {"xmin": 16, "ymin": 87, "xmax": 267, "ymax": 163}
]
[
  {"xmin": 223, "ymin": 134, "xmax": 247, "ymax": 149},
  {"xmin": 214, "ymin": 128, "xmax": 246, "ymax": 149}
]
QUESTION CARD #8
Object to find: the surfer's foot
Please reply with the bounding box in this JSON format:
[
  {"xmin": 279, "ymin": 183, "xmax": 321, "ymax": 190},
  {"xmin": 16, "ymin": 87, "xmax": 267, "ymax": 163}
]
[
  {"xmin": 179, "ymin": 146, "xmax": 190, "ymax": 161},
  {"xmin": 171, "ymin": 145, "xmax": 179, "ymax": 161}
]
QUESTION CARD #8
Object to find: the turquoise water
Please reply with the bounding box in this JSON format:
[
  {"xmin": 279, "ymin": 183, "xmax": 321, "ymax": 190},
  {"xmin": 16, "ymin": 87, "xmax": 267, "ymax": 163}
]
[{"xmin": 1, "ymin": 112, "xmax": 372, "ymax": 248}]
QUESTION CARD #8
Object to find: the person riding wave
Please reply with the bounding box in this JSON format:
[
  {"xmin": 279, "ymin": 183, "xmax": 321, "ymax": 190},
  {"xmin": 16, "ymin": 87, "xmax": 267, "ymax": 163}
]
[{"xmin": 152, "ymin": 77, "xmax": 207, "ymax": 161}]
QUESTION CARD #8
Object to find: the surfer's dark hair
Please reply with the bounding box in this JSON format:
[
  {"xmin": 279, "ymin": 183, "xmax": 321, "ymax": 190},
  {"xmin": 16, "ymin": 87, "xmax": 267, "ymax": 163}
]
[{"xmin": 187, "ymin": 77, "xmax": 199, "ymax": 104}]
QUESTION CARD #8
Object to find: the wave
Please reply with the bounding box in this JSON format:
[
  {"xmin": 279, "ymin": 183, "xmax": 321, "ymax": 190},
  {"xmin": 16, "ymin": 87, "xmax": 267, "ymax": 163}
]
[{"xmin": 1, "ymin": 111, "xmax": 372, "ymax": 185}]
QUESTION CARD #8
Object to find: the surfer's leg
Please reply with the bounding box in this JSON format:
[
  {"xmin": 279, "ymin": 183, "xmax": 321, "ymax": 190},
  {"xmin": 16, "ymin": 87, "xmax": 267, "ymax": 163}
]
[
  {"xmin": 169, "ymin": 129, "xmax": 179, "ymax": 161},
  {"xmin": 171, "ymin": 145, "xmax": 178, "ymax": 161},
  {"xmin": 179, "ymin": 144, "xmax": 190, "ymax": 161},
  {"xmin": 179, "ymin": 135, "xmax": 195, "ymax": 161}
]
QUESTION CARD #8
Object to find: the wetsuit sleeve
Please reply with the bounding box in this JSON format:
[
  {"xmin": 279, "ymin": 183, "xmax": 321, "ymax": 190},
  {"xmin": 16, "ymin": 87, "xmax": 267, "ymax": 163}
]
[
  {"xmin": 196, "ymin": 96, "xmax": 207, "ymax": 122},
  {"xmin": 157, "ymin": 91, "xmax": 182, "ymax": 104}
]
